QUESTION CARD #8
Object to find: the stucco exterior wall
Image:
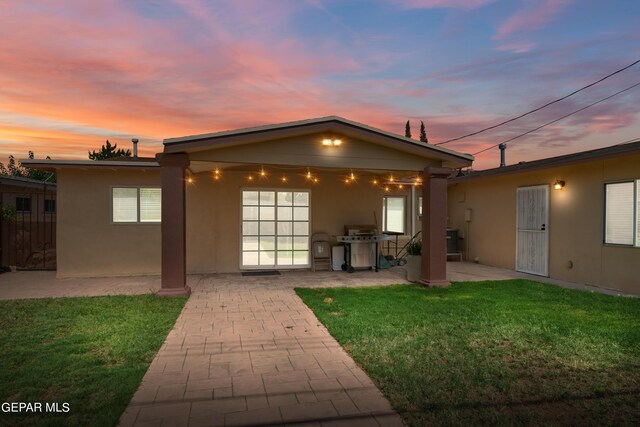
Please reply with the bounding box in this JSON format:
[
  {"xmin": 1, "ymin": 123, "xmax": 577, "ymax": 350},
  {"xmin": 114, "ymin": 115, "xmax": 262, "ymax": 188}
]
[
  {"xmin": 56, "ymin": 168, "xmax": 412, "ymax": 277},
  {"xmin": 56, "ymin": 169, "xmax": 161, "ymax": 278},
  {"xmin": 186, "ymin": 170, "xmax": 411, "ymax": 273},
  {"xmin": 447, "ymin": 153, "xmax": 640, "ymax": 293}
]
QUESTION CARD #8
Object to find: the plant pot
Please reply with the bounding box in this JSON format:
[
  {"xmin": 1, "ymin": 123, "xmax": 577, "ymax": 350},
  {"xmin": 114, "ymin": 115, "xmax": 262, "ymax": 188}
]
[{"xmin": 405, "ymin": 255, "xmax": 421, "ymax": 282}]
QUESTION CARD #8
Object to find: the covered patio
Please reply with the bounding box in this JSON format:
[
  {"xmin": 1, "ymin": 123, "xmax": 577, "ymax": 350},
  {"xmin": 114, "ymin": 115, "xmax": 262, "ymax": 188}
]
[{"xmin": 156, "ymin": 116, "xmax": 473, "ymax": 296}]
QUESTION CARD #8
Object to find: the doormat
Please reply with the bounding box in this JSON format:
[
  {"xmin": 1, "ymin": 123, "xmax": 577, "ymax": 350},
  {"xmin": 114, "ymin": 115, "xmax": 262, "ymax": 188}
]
[{"xmin": 241, "ymin": 271, "xmax": 281, "ymax": 276}]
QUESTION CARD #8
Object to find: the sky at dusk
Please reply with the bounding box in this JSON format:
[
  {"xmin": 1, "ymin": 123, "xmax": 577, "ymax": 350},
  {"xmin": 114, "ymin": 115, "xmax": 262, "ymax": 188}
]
[{"xmin": 1, "ymin": 0, "xmax": 639, "ymax": 169}]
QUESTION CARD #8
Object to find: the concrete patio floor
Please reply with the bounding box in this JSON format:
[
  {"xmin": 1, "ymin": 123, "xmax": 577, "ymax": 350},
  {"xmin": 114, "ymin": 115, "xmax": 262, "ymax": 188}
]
[{"xmin": 0, "ymin": 262, "xmax": 633, "ymax": 300}]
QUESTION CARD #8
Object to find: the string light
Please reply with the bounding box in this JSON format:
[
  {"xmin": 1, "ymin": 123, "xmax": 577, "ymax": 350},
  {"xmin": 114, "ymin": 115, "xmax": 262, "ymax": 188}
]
[
  {"xmin": 186, "ymin": 176, "xmax": 194, "ymax": 184},
  {"xmin": 201, "ymin": 165, "xmax": 419, "ymax": 190}
]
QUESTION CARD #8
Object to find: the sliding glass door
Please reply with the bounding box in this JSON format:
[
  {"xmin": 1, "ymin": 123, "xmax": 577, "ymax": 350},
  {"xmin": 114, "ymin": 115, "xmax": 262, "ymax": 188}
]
[{"xmin": 241, "ymin": 189, "xmax": 310, "ymax": 269}]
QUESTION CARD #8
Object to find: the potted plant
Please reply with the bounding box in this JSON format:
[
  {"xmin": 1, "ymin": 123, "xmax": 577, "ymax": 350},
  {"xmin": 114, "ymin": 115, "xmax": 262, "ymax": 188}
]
[{"xmin": 405, "ymin": 239, "xmax": 421, "ymax": 282}]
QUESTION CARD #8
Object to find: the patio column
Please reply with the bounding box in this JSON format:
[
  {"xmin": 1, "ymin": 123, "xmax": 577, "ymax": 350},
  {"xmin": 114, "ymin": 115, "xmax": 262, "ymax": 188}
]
[
  {"xmin": 156, "ymin": 153, "xmax": 191, "ymax": 297},
  {"xmin": 420, "ymin": 166, "xmax": 451, "ymax": 287}
]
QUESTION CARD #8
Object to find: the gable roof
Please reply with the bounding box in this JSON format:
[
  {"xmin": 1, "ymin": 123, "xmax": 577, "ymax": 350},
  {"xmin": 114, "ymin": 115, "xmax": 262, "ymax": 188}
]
[
  {"xmin": 163, "ymin": 116, "xmax": 473, "ymax": 168},
  {"xmin": 450, "ymin": 139, "xmax": 640, "ymax": 182}
]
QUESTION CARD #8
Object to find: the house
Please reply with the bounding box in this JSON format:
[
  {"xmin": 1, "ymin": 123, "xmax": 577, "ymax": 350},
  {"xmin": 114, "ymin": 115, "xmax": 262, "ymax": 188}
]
[
  {"xmin": 447, "ymin": 141, "xmax": 640, "ymax": 294},
  {"xmin": 23, "ymin": 116, "xmax": 473, "ymax": 296},
  {"xmin": 0, "ymin": 175, "xmax": 57, "ymax": 269}
]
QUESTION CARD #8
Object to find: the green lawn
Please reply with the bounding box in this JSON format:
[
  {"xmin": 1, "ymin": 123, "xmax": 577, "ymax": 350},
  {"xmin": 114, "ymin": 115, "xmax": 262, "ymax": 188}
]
[
  {"xmin": 0, "ymin": 294, "xmax": 186, "ymax": 426},
  {"xmin": 296, "ymin": 280, "xmax": 640, "ymax": 426}
]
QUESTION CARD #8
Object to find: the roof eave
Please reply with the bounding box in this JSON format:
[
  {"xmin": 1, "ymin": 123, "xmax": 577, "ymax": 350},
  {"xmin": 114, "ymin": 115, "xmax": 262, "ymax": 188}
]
[
  {"xmin": 162, "ymin": 116, "xmax": 473, "ymax": 168},
  {"xmin": 21, "ymin": 159, "xmax": 160, "ymax": 172},
  {"xmin": 449, "ymin": 140, "xmax": 640, "ymax": 183}
]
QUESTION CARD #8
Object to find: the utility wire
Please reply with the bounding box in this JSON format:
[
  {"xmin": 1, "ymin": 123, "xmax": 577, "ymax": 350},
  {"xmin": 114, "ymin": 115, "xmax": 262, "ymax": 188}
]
[
  {"xmin": 435, "ymin": 58, "xmax": 640, "ymax": 146},
  {"xmin": 472, "ymin": 81, "xmax": 640, "ymax": 156}
]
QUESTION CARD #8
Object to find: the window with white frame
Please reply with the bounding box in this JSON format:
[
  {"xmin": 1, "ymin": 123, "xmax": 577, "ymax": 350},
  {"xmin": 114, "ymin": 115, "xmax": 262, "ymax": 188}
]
[
  {"xmin": 241, "ymin": 190, "xmax": 310, "ymax": 268},
  {"xmin": 112, "ymin": 187, "xmax": 161, "ymax": 223},
  {"xmin": 604, "ymin": 180, "xmax": 639, "ymax": 246},
  {"xmin": 382, "ymin": 196, "xmax": 406, "ymax": 234}
]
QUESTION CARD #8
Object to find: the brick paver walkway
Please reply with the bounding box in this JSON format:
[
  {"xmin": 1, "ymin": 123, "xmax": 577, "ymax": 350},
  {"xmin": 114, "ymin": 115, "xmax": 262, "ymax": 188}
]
[{"xmin": 119, "ymin": 271, "xmax": 408, "ymax": 426}]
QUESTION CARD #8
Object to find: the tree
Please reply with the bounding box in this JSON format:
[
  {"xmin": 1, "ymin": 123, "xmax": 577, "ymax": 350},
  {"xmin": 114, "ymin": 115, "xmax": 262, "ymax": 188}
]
[
  {"xmin": 0, "ymin": 151, "xmax": 56, "ymax": 182},
  {"xmin": 419, "ymin": 121, "xmax": 429, "ymax": 143},
  {"xmin": 405, "ymin": 120, "xmax": 412, "ymax": 138},
  {"xmin": 88, "ymin": 140, "xmax": 131, "ymax": 160}
]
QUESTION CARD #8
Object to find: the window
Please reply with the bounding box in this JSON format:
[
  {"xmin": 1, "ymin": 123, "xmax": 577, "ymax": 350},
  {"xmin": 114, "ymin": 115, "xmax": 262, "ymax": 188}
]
[
  {"xmin": 16, "ymin": 197, "xmax": 31, "ymax": 212},
  {"xmin": 604, "ymin": 180, "xmax": 639, "ymax": 246},
  {"xmin": 44, "ymin": 199, "xmax": 56, "ymax": 213},
  {"xmin": 241, "ymin": 190, "xmax": 310, "ymax": 268},
  {"xmin": 382, "ymin": 196, "xmax": 406, "ymax": 234},
  {"xmin": 112, "ymin": 187, "xmax": 161, "ymax": 223}
]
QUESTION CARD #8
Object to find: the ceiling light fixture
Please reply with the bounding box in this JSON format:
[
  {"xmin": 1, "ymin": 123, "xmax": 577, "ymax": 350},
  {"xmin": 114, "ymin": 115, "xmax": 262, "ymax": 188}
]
[{"xmin": 322, "ymin": 138, "xmax": 343, "ymax": 146}]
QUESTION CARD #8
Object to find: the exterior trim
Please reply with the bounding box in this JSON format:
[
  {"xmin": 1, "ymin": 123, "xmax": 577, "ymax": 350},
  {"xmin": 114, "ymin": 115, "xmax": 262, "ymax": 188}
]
[
  {"xmin": 450, "ymin": 140, "xmax": 640, "ymax": 183},
  {"xmin": 163, "ymin": 116, "xmax": 473, "ymax": 166},
  {"xmin": 21, "ymin": 159, "xmax": 159, "ymax": 171}
]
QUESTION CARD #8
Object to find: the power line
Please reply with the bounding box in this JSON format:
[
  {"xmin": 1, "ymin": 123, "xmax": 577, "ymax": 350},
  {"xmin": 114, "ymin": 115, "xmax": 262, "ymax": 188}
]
[
  {"xmin": 472, "ymin": 81, "xmax": 640, "ymax": 156},
  {"xmin": 435, "ymin": 58, "xmax": 640, "ymax": 146}
]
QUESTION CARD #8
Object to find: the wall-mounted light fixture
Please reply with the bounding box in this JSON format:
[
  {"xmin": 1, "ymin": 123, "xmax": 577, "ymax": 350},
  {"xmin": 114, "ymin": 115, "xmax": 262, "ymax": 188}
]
[
  {"xmin": 554, "ymin": 180, "xmax": 565, "ymax": 190},
  {"xmin": 322, "ymin": 138, "xmax": 342, "ymax": 146}
]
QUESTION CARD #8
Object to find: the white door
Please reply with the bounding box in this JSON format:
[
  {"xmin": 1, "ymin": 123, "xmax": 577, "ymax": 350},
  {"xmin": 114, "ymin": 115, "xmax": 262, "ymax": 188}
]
[{"xmin": 516, "ymin": 185, "xmax": 549, "ymax": 276}]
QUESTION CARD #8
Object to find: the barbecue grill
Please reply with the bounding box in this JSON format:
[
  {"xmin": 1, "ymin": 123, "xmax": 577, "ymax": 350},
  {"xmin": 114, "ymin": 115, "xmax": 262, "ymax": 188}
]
[{"xmin": 336, "ymin": 225, "xmax": 390, "ymax": 273}]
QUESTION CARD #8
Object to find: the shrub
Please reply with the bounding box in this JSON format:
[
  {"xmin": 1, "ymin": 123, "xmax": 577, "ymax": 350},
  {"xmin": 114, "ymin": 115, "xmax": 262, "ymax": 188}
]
[{"xmin": 406, "ymin": 239, "xmax": 421, "ymax": 256}]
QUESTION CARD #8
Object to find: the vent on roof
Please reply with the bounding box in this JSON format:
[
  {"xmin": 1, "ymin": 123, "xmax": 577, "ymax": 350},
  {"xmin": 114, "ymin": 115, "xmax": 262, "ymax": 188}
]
[{"xmin": 499, "ymin": 143, "xmax": 506, "ymax": 167}]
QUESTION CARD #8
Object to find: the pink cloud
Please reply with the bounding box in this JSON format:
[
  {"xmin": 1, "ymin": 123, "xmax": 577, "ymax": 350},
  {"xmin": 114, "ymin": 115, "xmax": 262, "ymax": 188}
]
[
  {"xmin": 392, "ymin": 0, "xmax": 495, "ymax": 10},
  {"xmin": 494, "ymin": 41, "xmax": 535, "ymax": 53},
  {"xmin": 494, "ymin": 0, "xmax": 573, "ymax": 40}
]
